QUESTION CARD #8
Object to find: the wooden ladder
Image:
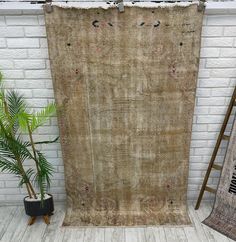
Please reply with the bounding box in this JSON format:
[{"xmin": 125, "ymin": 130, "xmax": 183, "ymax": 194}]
[{"xmin": 195, "ymin": 86, "xmax": 236, "ymax": 210}]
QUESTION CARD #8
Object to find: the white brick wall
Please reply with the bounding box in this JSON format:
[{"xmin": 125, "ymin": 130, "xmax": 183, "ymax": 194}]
[{"xmin": 0, "ymin": 6, "xmax": 236, "ymax": 203}]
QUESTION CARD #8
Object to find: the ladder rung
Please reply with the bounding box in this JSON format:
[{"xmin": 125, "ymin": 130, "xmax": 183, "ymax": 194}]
[
  {"xmin": 212, "ymin": 164, "xmax": 222, "ymax": 170},
  {"xmin": 205, "ymin": 186, "xmax": 216, "ymax": 194},
  {"xmin": 222, "ymin": 134, "xmax": 230, "ymax": 140}
]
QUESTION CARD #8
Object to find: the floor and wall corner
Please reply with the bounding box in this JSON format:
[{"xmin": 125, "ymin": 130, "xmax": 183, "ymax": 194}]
[{"xmin": 0, "ymin": 1, "xmax": 236, "ymax": 205}]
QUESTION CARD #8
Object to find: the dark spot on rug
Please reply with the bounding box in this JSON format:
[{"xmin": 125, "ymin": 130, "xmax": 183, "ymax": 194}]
[
  {"xmin": 140, "ymin": 22, "xmax": 145, "ymax": 26},
  {"xmin": 182, "ymin": 29, "xmax": 195, "ymax": 34},
  {"xmin": 180, "ymin": 42, "xmax": 183, "ymax": 46},
  {"xmin": 92, "ymin": 20, "xmax": 99, "ymax": 27},
  {"xmin": 182, "ymin": 22, "xmax": 191, "ymax": 26},
  {"xmin": 67, "ymin": 43, "xmax": 71, "ymax": 46},
  {"xmin": 170, "ymin": 200, "xmax": 173, "ymax": 204},
  {"xmin": 97, "ymin": 12, "xmax": 100, "ymax": 14},
  {"xmin": 81, "ymin": 202, "xmax": 85, "ymax": 206},
  {"xmin": 108, "ymin": 22, "xmax": 113, "ymax": 27},
  {"xmin": 75, "ymin": 69, "xmax": 79, "ymax": 74},
  {"xmin": 154, "ymin": 20, "xmax": 160, "ymax": 27},
  {"xmin": 152, "ymin": 10, "xmax": 155, "ymax": 13}
]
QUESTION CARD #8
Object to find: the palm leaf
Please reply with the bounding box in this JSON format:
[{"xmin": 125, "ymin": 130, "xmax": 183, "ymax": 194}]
[
  {"xmin": 36, "ymin": 151, "xmax": 54, "ymax": 184},
  {"xmin": 30, "ymin": 103, "xmax": 56, "ymax": 132},
  {"xmin": 0, "ymin": 157, "xmax": 21, "ymax": 175},
  {"xmin": 0, "ymin": 71, "xmax": 3, "ymax": 84},
  {"xmin": 6, "ymin": 90, "xmax": 27, "ymax": 134},
  {"xmin": 0, "ymin": 138, "xmax": 17, "ymax": 160},
  {"xmin": 17, "ymin": 111, "xmax": 31, "ymax": 133},
  {"xmin": 33, "ymin": 151, "xmax": 54, "ymax": 202},
  {"xmin": 0, "ymin": 122, "xmax": 34, "ymax": 163},
  {"xmin": 18, "ymin": 168, "xmax": 35, "ymax": 187},
  {"xmin": 0, "ymin": 91, "xmax": 15, "ymax": 135}
]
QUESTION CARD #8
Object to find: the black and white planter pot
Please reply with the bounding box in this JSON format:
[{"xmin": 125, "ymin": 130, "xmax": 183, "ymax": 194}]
[{"xmin": 24, "ymin": 193, "xmax": 54, "ymax": 217}]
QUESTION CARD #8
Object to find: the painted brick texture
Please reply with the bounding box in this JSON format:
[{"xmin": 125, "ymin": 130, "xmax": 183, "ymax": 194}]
[{"xmin": 0, "ymin": 9, "xmax": 236, "ymax": 203}]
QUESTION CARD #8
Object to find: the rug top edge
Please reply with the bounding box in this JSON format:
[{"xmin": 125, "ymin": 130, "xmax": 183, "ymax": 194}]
[{"xmin": 48, "ymin": 2, "xmax": 198, "ymax": 10}]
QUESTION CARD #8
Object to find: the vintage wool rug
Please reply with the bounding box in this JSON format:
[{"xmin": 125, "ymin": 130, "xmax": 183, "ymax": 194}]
[
  {"xmin": 44, "ymin": 3, "xmax": 204, "ymax": 226},
  {"xmin": 203, "ymin": 118, "xmax": 236, "ymax": 240}
]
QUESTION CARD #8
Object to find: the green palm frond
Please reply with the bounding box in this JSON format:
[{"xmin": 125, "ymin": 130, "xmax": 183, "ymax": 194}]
[
  {"xmin": 0, "ymin": 122, "xmax": 34, "ymax": 162},
  {"xmin": 13, "ymin": 136, "xmax": 34, "ymax": 161},
  {"xmin": 0, "ymin": 138, "xmax": 17, "ymax": 160},
  {"xmin": 0, "ymin": 157, "xmax": 21, "ymax": 175},
  {"xmin": 6, "ymin": 91, "xmax": 27, "ymax": 134},
  {"xmin": 7, "ymin": 91, "xmax": 26, "ymax": 116},
  {"xmin": 0, "ymin": 93, "xmax": 13, "ymax": 134},
  {"xmin": 0, "ymin": 91, "xmax": 4, "ymax": 108},
  {"xmin": 0, "ymin": 137, "xmax": 33, "ymax": 165},
  {"xmin": 36, "ymin": 151, "xmax": 54, "ymax": 184},
  {"xmin": 30, "ymin": 103, "xmax": 56, "ymax": 132},
  {"xmin": 0, "ymin": 90, "xmax": 28, "ymax": 136},
  {"xmin": 18, "ymin": 168, "xmax": 35, "ymax": 187},
  {"xmin": 34, "ymin": 151, "xmax": 54, "ymax": 202},
  {"xmin": 17, "ymin": 111, "xmax": 31, "ymax": 133},
  {"xmin": 0, "ymin": 72, "xmax": 3, "ymax": 90},
  {"xmin": 0, "ymin": 119, "xmax": 13, "ymax": 156},
  {"xmin": 0, "ymin": 120, "xmax": 21, "ymax": 161},
  {"xmin": 0, "ymin": 118, "xmax": 12, "ymax": 143}
]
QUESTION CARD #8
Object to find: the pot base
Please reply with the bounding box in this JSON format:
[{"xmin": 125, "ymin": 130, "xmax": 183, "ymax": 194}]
[{"xmin": 28, "ymin": 215, "xmax": 50, "ymax": 225}]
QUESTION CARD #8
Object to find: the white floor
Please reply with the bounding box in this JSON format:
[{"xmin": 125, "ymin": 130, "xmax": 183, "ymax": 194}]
[{"xmin": 0, "ymin": 202, "xmax": 234, "ymax": 242}]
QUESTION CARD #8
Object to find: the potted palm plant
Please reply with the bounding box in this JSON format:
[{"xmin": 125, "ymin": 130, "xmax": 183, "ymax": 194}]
[{"xmin": 0, "ymin": 72, "xmax": 58, "ymax": 225}]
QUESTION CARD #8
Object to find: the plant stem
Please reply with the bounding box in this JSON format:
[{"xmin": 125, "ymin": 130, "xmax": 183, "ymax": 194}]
[
  {"xmin": 27, "ymin": 181, "xmax": 37, "ymax": 198},
  {"xmin": 26, "ymin": 122, "xmax": 41, "ymax": 199},
  {"xmin": 3, "ymin": 94, "xmax": 14, "ymax": 136},
  {"xmin": 25, "ymin": 183, "xmax": 32, "ymax": 198},
  {"xmin": 15, "ymin": 155, "xmax": 37, "ymax": 199},
  {"xmin": 27, "ymin": 122, "xmax": 39, "ymax": 173}
]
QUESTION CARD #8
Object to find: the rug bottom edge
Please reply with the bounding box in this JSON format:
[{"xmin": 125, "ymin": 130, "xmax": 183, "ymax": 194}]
[{"xmin": 62, "ymin": 209, "xmax": 191, "ymax": 226}]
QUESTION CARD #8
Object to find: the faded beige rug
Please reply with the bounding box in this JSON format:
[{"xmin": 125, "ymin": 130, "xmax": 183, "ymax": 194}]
[
  {"xmin": 44, "ymin": 4, "xmax": 204, "ymax": 226},
  {"xmin": 203, "ymin": 117, "xmax": 236, "ymax": 240}
]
